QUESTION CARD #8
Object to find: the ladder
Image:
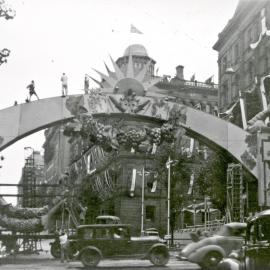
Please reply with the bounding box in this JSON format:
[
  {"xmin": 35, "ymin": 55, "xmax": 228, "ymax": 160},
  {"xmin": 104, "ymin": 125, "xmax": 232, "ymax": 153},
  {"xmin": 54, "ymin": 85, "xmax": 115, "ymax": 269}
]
[{"xmin": 226, "ymin": 164, "xmax": 244, "ymax": 222}]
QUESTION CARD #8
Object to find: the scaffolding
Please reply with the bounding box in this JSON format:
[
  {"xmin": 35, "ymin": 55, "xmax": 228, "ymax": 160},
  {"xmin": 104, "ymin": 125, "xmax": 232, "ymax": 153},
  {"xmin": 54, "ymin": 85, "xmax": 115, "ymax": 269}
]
[
  {"xmin": 22, "ymin": 156, "xmax": 36, "ymax": 208},
  {"xmin": 20, "ymin": 152, "xmax": 40, "ymax": 253},
  {"xmin": 226, "ymin": 163, "xmax": 244, "ymax": 223}
]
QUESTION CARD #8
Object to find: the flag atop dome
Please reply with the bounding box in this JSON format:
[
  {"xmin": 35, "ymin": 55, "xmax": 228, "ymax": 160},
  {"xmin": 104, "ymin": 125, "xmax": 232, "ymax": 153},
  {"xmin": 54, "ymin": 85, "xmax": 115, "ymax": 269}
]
[{"xmin": 130, "ymin": 24, "xmax": 143, "ymax": 34}]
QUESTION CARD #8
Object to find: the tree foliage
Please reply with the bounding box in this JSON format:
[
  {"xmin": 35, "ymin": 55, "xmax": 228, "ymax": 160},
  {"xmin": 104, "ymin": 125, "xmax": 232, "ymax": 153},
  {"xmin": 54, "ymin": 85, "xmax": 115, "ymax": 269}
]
[
  {"xmin": 196, "ymin": 150, "xmax": 233, "ymax": 213},
  {"xmin": 0, "ymin": 0, "xmax": 15, "ymax": 66}
]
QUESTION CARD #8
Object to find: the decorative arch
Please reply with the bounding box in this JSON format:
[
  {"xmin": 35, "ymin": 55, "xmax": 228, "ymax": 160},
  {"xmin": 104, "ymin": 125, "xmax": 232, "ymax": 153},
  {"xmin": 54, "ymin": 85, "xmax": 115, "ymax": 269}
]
[{"xmin": 0, "ymin": 93, "xmax": 257, "ymax": 178}]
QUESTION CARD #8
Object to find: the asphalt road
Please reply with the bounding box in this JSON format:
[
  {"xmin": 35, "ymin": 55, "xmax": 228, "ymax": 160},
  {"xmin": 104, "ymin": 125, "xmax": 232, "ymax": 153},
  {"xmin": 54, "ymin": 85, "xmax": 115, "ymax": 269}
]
[
  {"xmin": 0, "ymin": 249, "xmax": 200, "ymax": 270},
  {"xmin": 0, "ymin": 240, "xmax": 201, "ymax": 269},
  {"xmin": 0, "ymin": 256, "xmax": 201, "ymax": 270}
]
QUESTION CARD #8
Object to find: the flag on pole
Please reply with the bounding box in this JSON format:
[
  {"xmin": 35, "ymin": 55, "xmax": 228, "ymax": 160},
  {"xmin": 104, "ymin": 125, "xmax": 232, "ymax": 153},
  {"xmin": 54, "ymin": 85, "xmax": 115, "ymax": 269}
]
[
  {"xmin": 130, "ymin": 24, "xmax": 143, "ymax": 34},
  {"xmin": 205, "ymin": 75, "xmax": 214, "ymax": 84},
  {"xmin": 166, "ymin": 156, "xmax": 171, "ymax": 169},
  {"xmin": 86, "ymin": 154, "xmax": 91, "ymax": 174},
  {"xmin": 187, "ymin": 173, "xmax": 194, "ymax": 195},
  {"xmin": 218, "ymin": 99, "xmax": 239, "ymax": 118},
  {"xmin": 151, "ymin": 180, "xmax": 158, "ymax": 193},
  {"xmin": 130, "ymin": 169, "xmax": 136, "ymax": 195}
]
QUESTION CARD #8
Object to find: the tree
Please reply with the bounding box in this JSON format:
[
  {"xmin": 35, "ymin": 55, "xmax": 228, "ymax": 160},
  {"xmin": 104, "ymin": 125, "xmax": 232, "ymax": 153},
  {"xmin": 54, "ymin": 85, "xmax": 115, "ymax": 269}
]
[
  {"xmin": 196, "ymin": 150, "xmax": 233, "ymax": 214},
  {"xmin": 0, "ymin": 0, "xmax": 15, "ymax": 66}
]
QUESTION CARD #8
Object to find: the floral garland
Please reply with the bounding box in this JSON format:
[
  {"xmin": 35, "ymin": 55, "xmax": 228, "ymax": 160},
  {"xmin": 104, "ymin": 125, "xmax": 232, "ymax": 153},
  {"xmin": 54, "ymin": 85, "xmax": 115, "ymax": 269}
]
[{"xmin": 64, "ymin": 114, "xmax": 180, "ymax": 154}]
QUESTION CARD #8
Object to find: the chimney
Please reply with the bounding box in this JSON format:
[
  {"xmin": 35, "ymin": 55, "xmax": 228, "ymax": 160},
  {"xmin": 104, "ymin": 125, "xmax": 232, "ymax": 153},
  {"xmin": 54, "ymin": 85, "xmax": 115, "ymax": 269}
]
[{"xmin": 176, "ymin": 65, "xmax": 184, "ymax": 80}]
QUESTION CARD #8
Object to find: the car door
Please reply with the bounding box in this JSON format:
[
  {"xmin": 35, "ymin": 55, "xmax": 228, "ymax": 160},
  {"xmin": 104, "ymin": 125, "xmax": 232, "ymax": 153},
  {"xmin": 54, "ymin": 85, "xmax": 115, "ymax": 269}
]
[{"xmin": 94, "ymin": 227, "xmax": 115, "ymax": 257}]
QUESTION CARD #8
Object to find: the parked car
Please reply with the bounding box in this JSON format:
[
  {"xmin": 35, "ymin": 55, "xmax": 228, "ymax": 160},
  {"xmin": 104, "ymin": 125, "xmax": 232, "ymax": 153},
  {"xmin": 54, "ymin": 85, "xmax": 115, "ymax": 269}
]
[
  {"xmin": 217, "ymin": 210, "xmax": 270, "ymax": 270},
  {"xmin": 67, "ymin": 223, "xmax": 169, "ymax": 268},
  {"xmin": 50, "ymin": 216, "xmax": 121, "ymax": 258},
  {"xmin": 180, "ymin": 222, "xmax": 247, "ymax": 269}
]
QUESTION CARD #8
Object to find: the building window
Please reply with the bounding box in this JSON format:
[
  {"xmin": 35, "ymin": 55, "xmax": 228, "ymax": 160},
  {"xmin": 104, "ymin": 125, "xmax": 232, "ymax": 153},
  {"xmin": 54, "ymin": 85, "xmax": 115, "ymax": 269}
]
[
  {"xmin": 222, "ymin": 56, "xmax": 227, "ymax": 73},
  {"xmin": 248, "ymin": 61, "xmax": 255, "ymax": 84},
  {"xmin": 234, "ymin": 74, "xmax": 240, "ymax": 97},
  {"xmin": 264, "ymin": 57, "xmax": 269, "ymax": 73},
  {"xmin": 255, "ymin": 20, "xmax": 260, "ymax": 40},
  {"xmin": 245, "ymin": 27, "xmax": 253, "ymax": 49},
  {"xmin": 222, "ymin": 81, "xmax": 229, "ymax": 106},
  {"xmin": 234, "ymin": 43, "xmax": 239, "ymax": 64},
  {"xmin": 146, "ymin": 205, "xmax": 155, "ymax": 222}
]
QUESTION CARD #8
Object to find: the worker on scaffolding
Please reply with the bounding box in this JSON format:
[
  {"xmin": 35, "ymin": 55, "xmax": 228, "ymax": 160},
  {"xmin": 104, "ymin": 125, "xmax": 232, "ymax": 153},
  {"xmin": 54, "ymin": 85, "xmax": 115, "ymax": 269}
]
[{"xmin": 59, "ymin": 230, "xmax": 70, "ymax": 263}]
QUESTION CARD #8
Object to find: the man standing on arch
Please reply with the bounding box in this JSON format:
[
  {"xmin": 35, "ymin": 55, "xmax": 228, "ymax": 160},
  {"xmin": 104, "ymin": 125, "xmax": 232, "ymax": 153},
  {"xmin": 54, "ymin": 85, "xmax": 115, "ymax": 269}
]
[
  {"xmin": 61, "ymin": 73, "xmax": 68, "ymax": 97},
  {"xmin": 26, "ymin": 80, "xmax": 39, "ymax": 101}
]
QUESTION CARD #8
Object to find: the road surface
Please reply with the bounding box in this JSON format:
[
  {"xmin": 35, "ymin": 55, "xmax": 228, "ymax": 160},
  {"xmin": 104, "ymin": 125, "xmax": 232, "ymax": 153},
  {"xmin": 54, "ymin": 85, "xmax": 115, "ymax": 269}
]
[{"xmin": 0, "ymin": 251, "xmax": 200, "ymax": 270}]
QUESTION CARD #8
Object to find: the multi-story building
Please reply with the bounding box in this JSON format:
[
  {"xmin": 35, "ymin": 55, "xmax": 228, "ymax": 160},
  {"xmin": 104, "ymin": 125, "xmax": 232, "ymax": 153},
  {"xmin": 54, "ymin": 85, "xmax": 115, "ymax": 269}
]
[
  {"xmin": 213, "ymin": 0, "xmax": 270, "ymax": 127},
  {"xmin": 42, "ymin": 44, "xmax": 219, "ymax": 233}
]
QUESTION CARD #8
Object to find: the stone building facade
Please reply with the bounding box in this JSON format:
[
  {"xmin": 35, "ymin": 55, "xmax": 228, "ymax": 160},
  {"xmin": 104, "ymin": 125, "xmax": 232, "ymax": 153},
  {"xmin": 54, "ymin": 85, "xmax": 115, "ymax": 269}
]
[{"xmin": 213, "ymin": 0, "xmax": 270, "ymax": 126}]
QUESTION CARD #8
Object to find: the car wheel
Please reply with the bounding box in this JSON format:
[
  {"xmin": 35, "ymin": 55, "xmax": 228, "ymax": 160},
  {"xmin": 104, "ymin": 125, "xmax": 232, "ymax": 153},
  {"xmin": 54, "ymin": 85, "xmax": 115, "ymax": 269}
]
[
  {"xmin": 80, "ymin": 248, "xmax": 101, "ymax": 268},
  {"xmin": 201, "ymin": 251, "xmax": 223, "ymax": 270},
  {"xmin": 50, "ymin": 242, "xmax": 61, "ymax": 259},
  {"xmin": 149, "ymin": 246, "xmax": 169, "ymax": 266}
]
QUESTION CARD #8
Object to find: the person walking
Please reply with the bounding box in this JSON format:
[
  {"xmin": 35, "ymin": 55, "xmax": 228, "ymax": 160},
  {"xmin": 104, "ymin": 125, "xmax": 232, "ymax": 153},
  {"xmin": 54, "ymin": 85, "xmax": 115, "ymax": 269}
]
[
  {"xmin": 61, "ymin": 73, "xmax": 68, "ymax": 97},
  {"xmin": 59, "ymin": 230, "xmax": 70, "ymax": 263},
  {"xmin": 26, "ymin": 80, "xmax": 39, "ymax": 101}
]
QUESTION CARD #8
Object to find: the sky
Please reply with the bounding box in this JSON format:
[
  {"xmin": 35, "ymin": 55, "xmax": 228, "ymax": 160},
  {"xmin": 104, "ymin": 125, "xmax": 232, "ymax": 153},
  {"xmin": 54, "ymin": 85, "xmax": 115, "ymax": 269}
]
[{"xmin": 0, "ymin": 0, "xmax": 239, "ymax": 204}]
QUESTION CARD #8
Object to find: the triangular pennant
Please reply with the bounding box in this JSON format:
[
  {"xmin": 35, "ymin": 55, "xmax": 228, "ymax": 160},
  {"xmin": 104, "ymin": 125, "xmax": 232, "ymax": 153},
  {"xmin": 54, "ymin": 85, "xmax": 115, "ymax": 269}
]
[{"xmin": 130, "ymin": 24, "xmax": 143, "ymax": 34}]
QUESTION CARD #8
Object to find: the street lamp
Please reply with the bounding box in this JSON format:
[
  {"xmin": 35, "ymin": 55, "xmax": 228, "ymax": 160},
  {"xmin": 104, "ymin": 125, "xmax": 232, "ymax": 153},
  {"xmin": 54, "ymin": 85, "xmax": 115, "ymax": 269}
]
[
  {"xmin": 165, "ymin": 157, "xmax": 178, "ymax": 240},
  {"xmin": 192, "ymin": 199, "xmax": 196, "ymax": 227},
  {"xmin": 137, "ymin": 167, "xmax": 150, "ymax": 236}
]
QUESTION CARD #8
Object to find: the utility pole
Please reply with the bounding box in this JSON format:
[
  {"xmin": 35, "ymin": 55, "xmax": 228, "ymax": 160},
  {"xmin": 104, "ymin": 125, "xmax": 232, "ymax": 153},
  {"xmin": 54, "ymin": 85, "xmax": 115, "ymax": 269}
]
[
  {"xmin": 167, "ymin": 157, "xmax": 171, "ymax": 237},
  {"xmin": 165, "ymin": 157, "xmax": 178, "ymax": 242},
  {"xmin": 141, "ymin": 166, "xmax": 145, "ymax": 236}
]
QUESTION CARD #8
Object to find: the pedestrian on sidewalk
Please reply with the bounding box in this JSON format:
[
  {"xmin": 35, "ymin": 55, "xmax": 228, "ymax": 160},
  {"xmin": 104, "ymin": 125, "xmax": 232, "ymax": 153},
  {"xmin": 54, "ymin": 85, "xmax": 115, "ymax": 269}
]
[
  {"xmin": 59, "ymin": 230, "xmax": 70, "ymax": 263},
  {"xmin": 26, "ymin": 80, "xmax": 39, "ymax": 101},
  {"xmin": 61, "ymin": 73, "xmax": 68, "ymax": 97}
]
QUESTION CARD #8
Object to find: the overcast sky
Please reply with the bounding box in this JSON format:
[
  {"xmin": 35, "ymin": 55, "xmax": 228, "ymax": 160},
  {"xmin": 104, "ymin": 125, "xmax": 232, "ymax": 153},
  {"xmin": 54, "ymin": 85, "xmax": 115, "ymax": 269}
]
[{"xmin": 0, "ymin": 0, "xmax": 239, "ymax": 204}]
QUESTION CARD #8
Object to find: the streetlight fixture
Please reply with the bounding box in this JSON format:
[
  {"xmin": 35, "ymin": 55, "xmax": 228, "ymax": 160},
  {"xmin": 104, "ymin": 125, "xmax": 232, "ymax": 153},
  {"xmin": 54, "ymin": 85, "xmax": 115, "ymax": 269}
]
[
  {"xmin": 165, "ymin": 156, "xmax": 178, "ymax": 241},
  {"xmin": 137, "ymin": 167, "xmax": 150, "ymax": 236}
]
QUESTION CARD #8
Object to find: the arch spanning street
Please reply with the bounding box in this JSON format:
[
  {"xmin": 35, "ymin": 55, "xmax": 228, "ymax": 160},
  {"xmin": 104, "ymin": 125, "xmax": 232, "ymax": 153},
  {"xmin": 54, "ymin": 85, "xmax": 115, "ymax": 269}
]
[{"xmin": 0, "ymin": 93, "xmax": 257, "ymax": 178}]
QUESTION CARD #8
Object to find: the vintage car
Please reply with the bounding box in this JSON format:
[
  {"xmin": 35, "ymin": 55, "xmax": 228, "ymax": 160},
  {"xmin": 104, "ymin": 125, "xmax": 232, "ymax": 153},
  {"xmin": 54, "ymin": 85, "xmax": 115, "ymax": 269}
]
[
  {"xmin": 217, "ymin": 210, "xmax": 270, "ymax": 270},
  {"xmin": 66, "ymin": 224, "xmax": 169, "ymax": 268},
  {"xmin": 180, "ymin": 222, "xmax": 246, "ymax": 269}
]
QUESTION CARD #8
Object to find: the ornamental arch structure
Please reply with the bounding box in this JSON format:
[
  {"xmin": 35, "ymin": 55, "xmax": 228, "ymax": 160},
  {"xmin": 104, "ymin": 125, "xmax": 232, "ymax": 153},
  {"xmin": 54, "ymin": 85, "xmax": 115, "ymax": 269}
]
[{"xmin": 0, "ymin": 94, "xmax": 257, "ymax": 179}]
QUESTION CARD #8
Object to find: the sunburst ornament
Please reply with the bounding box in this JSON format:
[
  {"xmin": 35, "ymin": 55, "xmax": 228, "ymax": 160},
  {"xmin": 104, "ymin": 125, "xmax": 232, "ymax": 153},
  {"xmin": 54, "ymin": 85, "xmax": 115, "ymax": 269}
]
[{"xmin": 91, "ymin": 53, "xmax": 162, "ymax": 97}]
